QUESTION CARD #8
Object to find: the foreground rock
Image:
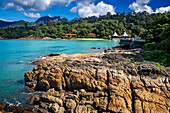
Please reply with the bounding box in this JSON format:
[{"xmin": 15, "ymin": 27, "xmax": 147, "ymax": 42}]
[{"xmin": 24, "ymin": 49, "xmax": 170, "ymax": 113}]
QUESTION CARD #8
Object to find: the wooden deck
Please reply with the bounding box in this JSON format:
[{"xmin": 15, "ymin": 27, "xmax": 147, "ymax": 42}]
[{"xmin": 119, "ymin": 38, "xmax": 146, "ymax": 48}]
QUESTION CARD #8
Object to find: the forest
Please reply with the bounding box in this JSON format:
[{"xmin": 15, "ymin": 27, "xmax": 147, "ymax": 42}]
[
  {"xmin": 141, "ymin": 12, "xmax": 170, "ymax": 67},
  {"xmin": 0, "ymin": 11, "xmax": 155, "ymax": 39}
]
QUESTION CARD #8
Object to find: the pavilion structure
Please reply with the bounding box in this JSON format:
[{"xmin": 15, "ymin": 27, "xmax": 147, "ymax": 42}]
[
  {"xmin": 121, "ymin": 31, "xmax": 129, "ymax": 38},
  {"xmin": 110, "ymin": 32, "xmax": 119, "ymax": 40},
  {"xmin": 119, "ymin": 31, "xmax": 146, "ymax": 48}
]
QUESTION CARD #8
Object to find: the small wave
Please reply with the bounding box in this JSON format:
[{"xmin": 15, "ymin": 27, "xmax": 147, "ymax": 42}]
[
  {"xmin": 4, "ymin": 99, "xmax": 14, "ymax": 106},
  {"xmin": 28, "ymin": 61, "xmax": 33, "ymax": 64},
  {"xmin": 21, "ymin": 91, "xmax": 45, "ymax": 95},
  {"xmin": 21, "ymin": 92, "xmax": 27, "ymax": 95},
  {"xmin": 41, "ymin": 57, "xmax": 47, "ymax": 59},
  {"xmin": 38, "ymin": 56, "xmax": 48, "ymax": 59},
  {"xmin": 13, "ymin": 98, "xmax": 21, "ymax": 106},
  {"xmin": 4, "ymin": 98, "xmax": 21, "ymax": 106},
  {"xmin": 16, "ymin": 61, "xmax": 24, "ymax": 64}
]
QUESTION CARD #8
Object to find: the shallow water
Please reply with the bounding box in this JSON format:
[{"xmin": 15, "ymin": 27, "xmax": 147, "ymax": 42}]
[{"xmin": 0, "ymin": 39, "xmax": 119, "ymax": 106}]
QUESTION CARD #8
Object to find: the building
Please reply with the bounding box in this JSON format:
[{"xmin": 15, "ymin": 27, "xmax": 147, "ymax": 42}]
[
  {"xmin": 87, "ymin": 33, "xmax": 96, "ymax": 38},
  {"xmin": 112, "ymin": 32, "xmax": 118, "ymax": 37},
  {"xmin": 121, "ymin": 31, "xmax": 129, "ymax": 38},
  {"xmin": 63, "ymin": 33, "xmax": 77, "ymax": 38},
  {"xmin": 111, "ymin": 32, "xmax": 119, "ymax": 39}
]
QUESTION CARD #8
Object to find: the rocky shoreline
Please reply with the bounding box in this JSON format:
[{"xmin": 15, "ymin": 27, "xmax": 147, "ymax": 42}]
[{"xmin": 1, "ymin": 49, "xmax": 170, "ymax": 113}]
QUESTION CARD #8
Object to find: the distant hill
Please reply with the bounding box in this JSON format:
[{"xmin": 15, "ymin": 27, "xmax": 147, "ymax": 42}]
[
  {"xmin": 0, "ymin": 20, "xmax": 37, "ymax": 28},
  {"xmin": 35, "ymin": 16, "xmax": 51, "ymax": 23},
  {"xmin": 0, "ymin": 20, "xmax": 14, "ymax": 28},
  {"xmin": 0, "ymin": 16, "xmax": 69, "ymax": 28},
  {"xmin": 8, "ymin": 20, "xmax": 37, "ymax": 28},
  {"xmin": 36, "ymin": 16, "xmax": 69, "ymax": 24}
]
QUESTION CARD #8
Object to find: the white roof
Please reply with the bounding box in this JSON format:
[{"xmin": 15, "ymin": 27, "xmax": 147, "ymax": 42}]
[
  {"xmin": 122, "ymin": 31, "xmax": 128, "ymax": 37},
  {"xmin": 112, "ymin": 32, "xmax": 118, "ymax": 37}
]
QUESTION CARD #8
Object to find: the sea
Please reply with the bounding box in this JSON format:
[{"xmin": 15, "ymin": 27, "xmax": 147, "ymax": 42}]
[{"xmin": 0, "ymin": 39, "xmax": 119, "ymax": 106}]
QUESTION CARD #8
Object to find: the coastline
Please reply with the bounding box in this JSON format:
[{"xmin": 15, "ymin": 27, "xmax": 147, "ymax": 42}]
[
  {"xmin": 19, "ymin": 37, "xmax": 54, "ymax": 39},
  {"xmin": 0, "ymin": 40, "xmax": 169, "ymax": 113},
  {"xmin": 59, "ymin": 38, "xmax": 120, "ymax": 41},
  {"xmin": 30, "ymin": 45, "xmax": 123, "ymax": 65},
  {"xmin": 30, "ymin": 52, "xmax": 104, "ymax": 65},
  {"xmin": 24, "ymin": 48, "xmax": 169, "ymax": 113},
  {"xmin": 1, "ymin": 48, "xmax": 170, "ymax": 113},
  {"xmin": 30, "ymin": 48, "xmax": 132, "ymax": 65},
  {"xmin": 0, "ymin": 37, "xmax": 120, "ymax": 41}
]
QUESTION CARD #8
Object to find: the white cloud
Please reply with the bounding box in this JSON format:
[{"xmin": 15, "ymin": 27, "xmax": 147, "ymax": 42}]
[
  {"xmin": 3, "ymin": 2, "xmax": 24, "ymax": 11},
  {"xmin": 1, "ymin": 0, "xmax": 76, "ymax": 18},
  {"xmin": 129, "ymin": 0, "xmax": 153, "ymax": 14},
  {"xmin": 1, "ymin": 0, "xmax": 73, "ymax": 11},
  {"xmin": 129, "ymin": 2, "xmax": 153, "ymax": 14},
  {"xmin": 48, "ymin": 14, "xmax": 52, "ymax": 17},
  {"xmin": 71, "ymin": 1, "xmax": 115, "ymax": 18},
  {"xmin": 155, "ymin": 6, "xmax": 170, "ymax": 13},
  {"xmin": 136, "ymin": 0, "xmax": 150, "ymax": 4},
  {"xmin": 24, "ymin": 12, "xmax": 41, "ymax": 18},
  {"xmin": 1, "ymin": 0, "xmax": 115, "ymax": 18},
  {"xmin": 76, "ymin": 0, "xmax": 96, "ymax": 6},
  {"xmin": 1, "ymin": 0, "xmax": 170, "ymax": 19},
  {"xmin": 0, "ymin": 0, "xmax": 98, "ymax": 17},
  {"xmin": 70, "ymin": 6, "xmax": 78, "ymax": 12},
  {"xmin": 129, "ymin": 0, "xmax": 170, "ymax": 14}
]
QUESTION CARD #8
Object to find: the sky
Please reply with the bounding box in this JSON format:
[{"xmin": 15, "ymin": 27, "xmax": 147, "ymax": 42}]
[{"xmin": 0, "ymin": 0, "xmax": 169, "ymax": 22}]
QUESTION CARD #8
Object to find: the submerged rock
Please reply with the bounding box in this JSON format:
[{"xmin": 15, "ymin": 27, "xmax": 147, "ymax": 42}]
[{"xmin": 91, "ymin": 47, "xmax": 96, "ymax": 49}]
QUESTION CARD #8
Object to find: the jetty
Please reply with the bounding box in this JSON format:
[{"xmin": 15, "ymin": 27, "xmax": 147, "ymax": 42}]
[
  {"xmin": 110, "ymin": 31, "xmax": 146, "ymax": 48},
  {"xmin": 119, "ymin": 38, "xmax": 146, "ymax": 48}
]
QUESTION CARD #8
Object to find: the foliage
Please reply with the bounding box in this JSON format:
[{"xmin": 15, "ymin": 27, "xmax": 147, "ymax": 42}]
[
  {"xmin": 0, "ymin": 11, "xmax": 156, "ymax": 39},
  {"xmin": 62, "ymin": 36, "xmax": 72, "ymax": 39},
  {"xmin": 142, "ymin": 50, "xmax": 170, "ymax": 66},
  {"xmin": 102, "ymin": 36, "xmax": 109, "ymax": 39},
  {"xmin": 140, "ymin": 12, "xmax": 170, "ymax": 41},
  {"xmin": 154, "ymin": 63, "xmax": 165, "ymax": 69},
  {"xmin": 141, "ymin": 12, "xmax": 170, "ymax": 67}
]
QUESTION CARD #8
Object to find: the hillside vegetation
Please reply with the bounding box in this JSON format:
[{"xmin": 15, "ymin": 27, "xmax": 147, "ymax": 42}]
[
  {"xmin": 141, "ymin": 12, "xmax": 170, "ymax": 66},
  {"xmin": 0, "ymin": 11, "xmax": 154, "ymax": 39}
]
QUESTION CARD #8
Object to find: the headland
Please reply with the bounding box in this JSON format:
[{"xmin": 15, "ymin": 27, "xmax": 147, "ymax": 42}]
[{"xmin": 1, "ymin": 48, "xmax": 169, "ymax": 113}]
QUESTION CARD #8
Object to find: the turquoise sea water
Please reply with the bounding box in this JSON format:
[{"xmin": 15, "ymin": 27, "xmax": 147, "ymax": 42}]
[{"xmin": 0, "ymin": 39, "xmax": 119, "ymax": 106}]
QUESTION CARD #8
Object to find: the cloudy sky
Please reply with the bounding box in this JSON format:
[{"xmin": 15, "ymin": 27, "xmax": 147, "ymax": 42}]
[{"xmin": 0, "ymin": 0, "xmax": 169, "ymax": 22}]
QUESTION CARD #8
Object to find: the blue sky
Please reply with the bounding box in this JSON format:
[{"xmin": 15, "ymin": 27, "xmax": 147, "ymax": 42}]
[{"xmin": 0, "ymin": 0, "xmax": 169, "ymax": 22}]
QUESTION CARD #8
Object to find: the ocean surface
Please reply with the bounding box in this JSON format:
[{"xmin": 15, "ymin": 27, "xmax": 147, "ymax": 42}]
[{"xmin": 0, "ymin": 39, "xmax": 119, "ymax": 106}]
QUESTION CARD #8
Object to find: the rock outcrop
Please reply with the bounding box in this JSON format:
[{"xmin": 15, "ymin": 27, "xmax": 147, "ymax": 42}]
[{"xmin": 24, "ymin": 50, "xmax": 170, "ymax": 113}]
